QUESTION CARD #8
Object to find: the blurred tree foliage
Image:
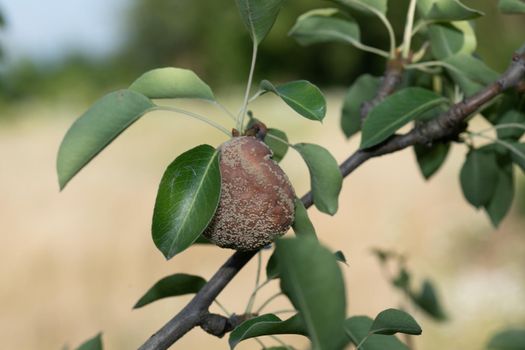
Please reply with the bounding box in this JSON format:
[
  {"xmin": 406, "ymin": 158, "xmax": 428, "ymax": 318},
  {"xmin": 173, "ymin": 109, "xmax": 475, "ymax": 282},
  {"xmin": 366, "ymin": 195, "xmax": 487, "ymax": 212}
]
[
  {"xmin": 0, "ymin": 8, "xmax": 5, "ymax": 60},
  {"xmin": 1, "ymin": 0, "xmax": 524, "ymax": 106},
  {"xmin": 118, "ymin": 0, "xmax": 407, "ymax": 87}
]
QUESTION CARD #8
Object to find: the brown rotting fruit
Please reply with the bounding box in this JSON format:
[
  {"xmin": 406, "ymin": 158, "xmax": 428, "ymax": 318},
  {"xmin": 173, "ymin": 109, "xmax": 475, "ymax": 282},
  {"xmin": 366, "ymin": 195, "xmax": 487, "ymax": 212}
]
[{"xmin": 204, "ymin": 135, "xmax": 295, "ymax": 251}]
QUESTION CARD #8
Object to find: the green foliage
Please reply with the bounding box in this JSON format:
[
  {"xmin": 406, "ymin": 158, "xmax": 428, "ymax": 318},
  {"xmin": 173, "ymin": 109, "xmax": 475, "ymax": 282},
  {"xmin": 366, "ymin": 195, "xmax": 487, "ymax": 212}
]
[
  {"xmin": 260, "ymin": 80, "xmax": 326, "ymax": 121},
  {"xmin": 291, "ymin": 198, "xmax": 318, "ymax": 238},
  {"xmin": 484, "ymin": 161, "xmax": 514, "ymax": 227},
  {"xmin": 56, "ymin": 90, "xmax": 155, "ymax": 189},
  {"xmin": 334, "ymin": 250, "xmax": 348, "ymax": 265},
  {"xmin": 487, "ymin": 329, "xmax": 525, "ymax": 350},
  {"xmin": 414, "ymin": 142, "xmax": 451, "ymax": 180},
  {"xmin": 152, "ymin": 145, "xmax": 221, "ymax": 259},
  {"xmin": 75, "ymin": 334, "xmax": 103, "ymax": 350},
  {"xmin": 289, "ymin": 8, "xmax": 360, "ymax": 47},
  {"xmin": 275, "ymin": 238, "xmax": 346, "ymax": 350},
  {"xmin": 235, "ymin": 0, "xmax": 283, "ymax": 45},
  {"xmin": 133, "ymin": 274, "xmax": 207, "ymax": 308},
  {"xmin": 498, "ymin": 0, "xmax": 525, "ymax": 14},
  {"xmin": 331, "ymin": 0, "xmax": 388, "ymax": 15},
  {"xmin": 294, "ymin": 143, "xmax": 342, "ymax": 215},
  {"xmin": 360, "ymin": 88, "xmax": 448, "ymax": 149},
  {"xmin": 443, "ymin": 54, "xmax": 499, "ymax": 96},
  {"xmin": 460, "ymin": 148, "xmax": 499, "ymax": 208},
  {"xmin": 410, "ymin": 280, "xmax": 448, "ymax": 321},
  {"xmin": 510, "ymin": 143, "xmax": 525, "ymax": 171},
  {"xmin": 341, "ymin": 74, "xmax": 380, "ymax": 138},
  {"xmin": 369, "ymin": 309, "xmax": 422, "ymax": 336},
  {"xmin": 371, "ymin": 250, "xmax": 448, "ymax": 321},
  {"xmin": 496, "ymin": 110, "xmax": 525, "ymax": 140},
  {"xmin": 343, "ymin": 316, "xmax": 409, "ymax": 350},
  {"xmin": 129, "ymin": 68, "xmax": 215, "ymax": 100},
  {"xmin": 229, "ymin": 314, "xmax": 306, "ymax": 348},
  {"xmin": 418, "ymin": 0, "xmax": 484, "ymax": 21},
  {"xmin": 264, "ymin": 128, "xmax": 289, "ymax": 162},
  {"xmin": 268, "ymin": 246, "xmax": 348, "ymax": 280},
  {"xmin": 427, "ymin": 22, "xmax": 475, "ymax": 60},
  {"xmin": 266, "ymin": 249, "xmax": 280, "ymax": 280},
  {"xmin": 428, "ymin": 25, "xmax": 459, "ymax": 60}
]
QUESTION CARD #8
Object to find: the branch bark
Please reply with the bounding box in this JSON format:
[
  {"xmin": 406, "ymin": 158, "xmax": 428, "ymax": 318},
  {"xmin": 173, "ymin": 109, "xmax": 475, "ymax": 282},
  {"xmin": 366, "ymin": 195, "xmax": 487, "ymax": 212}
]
[{"xmin": 139, "ymin": 49, "xmax": 525, "ymax": 350}]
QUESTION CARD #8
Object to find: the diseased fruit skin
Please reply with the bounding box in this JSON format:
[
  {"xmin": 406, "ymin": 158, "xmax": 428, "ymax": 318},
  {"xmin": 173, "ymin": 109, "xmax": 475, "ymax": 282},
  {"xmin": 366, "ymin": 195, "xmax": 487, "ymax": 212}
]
[{"xmin": 204, "ymin": 136, "xmax": 295, "ymax": 250}]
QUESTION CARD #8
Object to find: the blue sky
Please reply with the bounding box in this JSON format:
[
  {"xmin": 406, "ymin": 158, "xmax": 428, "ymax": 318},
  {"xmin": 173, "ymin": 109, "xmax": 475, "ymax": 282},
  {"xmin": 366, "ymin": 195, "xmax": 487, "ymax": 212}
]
[{"xmin": 1, "ymin": 0, "xmax": 127, "ymax": 62}]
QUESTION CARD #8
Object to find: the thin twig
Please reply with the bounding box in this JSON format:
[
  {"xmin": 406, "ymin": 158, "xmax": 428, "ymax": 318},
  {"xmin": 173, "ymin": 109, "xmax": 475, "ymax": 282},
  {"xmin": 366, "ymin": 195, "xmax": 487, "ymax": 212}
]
[
  {"xmin": 212, "ymin": 101, "xmax": 237, "ymax": 121},
  {"xmin": 245, "ymin": 251, "xmax": 263, "ymax": 313},
  {"xmin": 238, "ymin": 42, "xmax": 258, "ymax": 131},
  {"xmin": 255, "ymin": 292, "xmax": 284, "ymax": 315},
  {"xmin": 401, "ymin": 0, "xmax": 417, "ymax": 59},
  {"xmin": 153, "ymin": 106, "xmax": 231, "ymax": 136}
]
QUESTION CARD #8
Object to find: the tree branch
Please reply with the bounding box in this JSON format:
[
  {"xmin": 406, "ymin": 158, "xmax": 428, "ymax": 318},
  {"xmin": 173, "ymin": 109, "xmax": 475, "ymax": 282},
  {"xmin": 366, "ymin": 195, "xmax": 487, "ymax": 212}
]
[
  {"xmin": 139, "ymin": 48, "xmax": 525, "ymax": 350},
  {"xmin": 360, "ymin": 55, "xmax": 407, "ymax": 120}
]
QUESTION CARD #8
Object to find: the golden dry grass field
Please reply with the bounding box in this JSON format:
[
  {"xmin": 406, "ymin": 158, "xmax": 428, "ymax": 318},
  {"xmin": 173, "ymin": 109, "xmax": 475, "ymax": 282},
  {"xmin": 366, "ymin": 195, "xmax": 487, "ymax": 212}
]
[{"xmin": 1, "ymin": 93, "xmax": 524, "ymax": 349}]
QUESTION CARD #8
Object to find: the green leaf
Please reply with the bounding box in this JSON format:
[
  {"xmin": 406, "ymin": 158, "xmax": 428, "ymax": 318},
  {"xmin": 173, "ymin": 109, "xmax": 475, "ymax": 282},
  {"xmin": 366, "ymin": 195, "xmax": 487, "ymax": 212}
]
[
  {"xmin": 496, "ymin": 110, "xmax": 525, "ymax": 140},
  {"xmin": 331, "ymin": 0, "xmax": 388, "ymax": 15},
  {"xmin": 129, "ymin": 67, "xmax": 214, "ymax": 101},
  {"xmin": 235, "ymin": 0, "xmax": 283, "ymax": 45},
  {"xmin": 482, "ymin": 91, "xmax": 523, "ymax": 125},
  {"xmin": 75, "ymin": 333, "xmax": 103, "ymax": 350},
  {"xmin": 443, "ymin": 54, "xmax": 499, "ymax": 96},
  {"xmin": 498, "ymin": 0, "xmax": 525, "ymax": 14},
  {"xmin": 460, "ymin": 149, "xmax": 499, "ymax": 208},
  {"xmin": 194, "ymin": 235, "xmax": 212, "ymax": 244},
  {"xmin": 428, "ymin": 22, "xmax": 476, "ymax": 60},
  {"xmin": 266, "ymin": 249, "xmax": 280, "ymax": 280},
  {"xmin": 289, "ymin": 8, "xmax": 360, "ymax": 47},
  {"xmin": 418, "ymin": 0, "xmax": 483, "ymax": 21},
  {"xmin": 361, "ymin": 88, "xmax": 448, "ymax": 149},
  {"xmin": 414, "ymin": 143, "xmax": 450, "ymax": 180},
  {"xmin": 294, "ymin": 143, "xmax": 342, "ymax": 215},
  {"xmin": 276, "ymin": 238, "xmax": 346, "ymax": 350},
  {"xmin": 334, "ymin": 250, "xmax": 348, "ymax": 265},
  {"xmin": 410, "ymin": 280, "xmax": 447, "ymax": 321},
  {"xmin": 371, "ymin": 248, "xmax": 396, "ymax": 265},
  {"xmin": 264, "ymin": 128, "xmax": 289, "ymax": 163},
  {"xmin": 152, "ymin": 145, "xmax": 221, "ymax": 259},
  {"xmin": 341, "ymin": 74, "xmax": 381, "ymax": 138},
  {"xmin": 292, "ymin": 198, "xmax": 317, "ymax": 238},
  {"xmin": 484, "ymin": 161, "xmax": 514, "ymax": 228},
  {"xmin": 260, "ymin": 80, "xmax": 326, "ymax": 122},
  {"xmin": 510, "ymin": 143, "xmax": 525, "ymax": 171},
  {"xmin": 392, "ymin": 267, "xmax": 411, "ymax": 290},
  {"xmin": 133, "ymin": 274, "xmax": 207, "ymax": 309},
  {"xmin": 370, "ymin": 309, "xmax": 422, "ymax": 336},
  {"xmin": 487, "ymin": 329, "xmax": 525, "ymax": 350},
  {"xmin": 229, "ymin": 314, "xmax": 307, "ymax": 349},
  {"xmin": 57, "ymin": 90, "xmax": 155, "ymax": 189},
  {"xmin": 343, "ymin": 316, "xmax": 409, "ymax": 350}
]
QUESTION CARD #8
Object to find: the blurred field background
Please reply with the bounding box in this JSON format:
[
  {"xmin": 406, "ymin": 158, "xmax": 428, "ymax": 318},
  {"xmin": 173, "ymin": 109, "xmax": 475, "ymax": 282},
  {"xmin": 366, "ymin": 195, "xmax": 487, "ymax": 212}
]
[{"xmin": 1, "ymin": 0, "xmax": 525, "ymax": 349}]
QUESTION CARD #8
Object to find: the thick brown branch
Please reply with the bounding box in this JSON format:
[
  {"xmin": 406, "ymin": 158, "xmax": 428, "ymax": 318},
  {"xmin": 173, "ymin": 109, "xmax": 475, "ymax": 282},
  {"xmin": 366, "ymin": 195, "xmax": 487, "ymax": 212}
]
[{"xmin": 139, "ymin": 48, "xmax": 525, "ymax": 350}]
